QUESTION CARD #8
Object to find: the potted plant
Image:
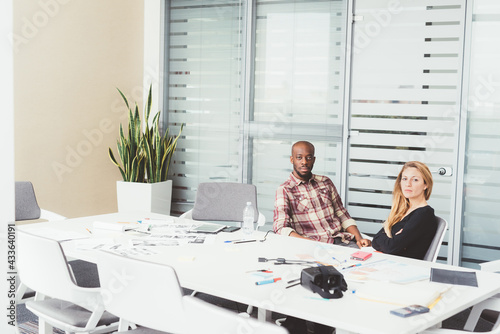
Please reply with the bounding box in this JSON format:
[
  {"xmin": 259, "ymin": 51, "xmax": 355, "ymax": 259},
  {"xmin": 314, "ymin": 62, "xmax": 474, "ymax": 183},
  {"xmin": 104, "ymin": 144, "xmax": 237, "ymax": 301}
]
[{"xmin": 109, "ymin": 85, "xmax": 183, "ymax": 215}]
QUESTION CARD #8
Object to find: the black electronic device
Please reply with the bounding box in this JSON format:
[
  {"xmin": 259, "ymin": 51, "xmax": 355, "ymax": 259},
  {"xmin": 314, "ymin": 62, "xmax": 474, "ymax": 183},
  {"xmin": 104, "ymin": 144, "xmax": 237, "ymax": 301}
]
[{"xmin": 300, "ymin": 265, "xmax": 347, "ymax": 299}]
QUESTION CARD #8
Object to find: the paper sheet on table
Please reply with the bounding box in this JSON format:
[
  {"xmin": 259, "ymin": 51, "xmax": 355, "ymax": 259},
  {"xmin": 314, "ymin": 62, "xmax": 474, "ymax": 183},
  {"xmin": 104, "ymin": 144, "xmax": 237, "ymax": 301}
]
[
  {"xmin": 74, "ymin": 238, "xmax": 118, "ymax": 251},
  {"xmin": 131, "ymin": 233, "xmax": 216, "ymax": 246},
  {"xmin": 20, "ymin": 227, "xmax": 89, "ymax": 241},
  {"xmin": 342, "ymin": 259, "xmax": 430, "ymax": 284},
  {"xmin": 93, "ymin": 221, "xmax": 137, "ymax": 232},
  {"xmin": 104, "ymin": 246, "xmax": 160, "ymax": 256},
  {"xmin": 356, "ymin": 281, "xmax": 450, "ymax": 306}
]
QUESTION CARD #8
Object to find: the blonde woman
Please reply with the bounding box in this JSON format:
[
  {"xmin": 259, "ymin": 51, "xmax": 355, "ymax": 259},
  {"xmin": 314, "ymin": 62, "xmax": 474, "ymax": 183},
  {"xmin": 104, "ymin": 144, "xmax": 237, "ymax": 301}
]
[{"xmin": 372, "ymin": 161, "xmax": 437, "ymax": 260}]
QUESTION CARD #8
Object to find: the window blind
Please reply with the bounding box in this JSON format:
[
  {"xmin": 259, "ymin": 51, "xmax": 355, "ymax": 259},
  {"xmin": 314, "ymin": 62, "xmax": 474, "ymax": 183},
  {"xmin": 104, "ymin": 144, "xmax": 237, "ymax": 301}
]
[
  {"xmin": 250, "ymin": 0, "xmax": 348, "ymax": 222},
  {"xmin": 167, "ymin": 0, "xmax": 245, "ymax": 215},
  {"xmin": 461, "ymin": 0, "xmax": 500, "ymax": 266},
  {"xmin": 347, "ymin": 0, "xmax": 466, "ymax": 263}
]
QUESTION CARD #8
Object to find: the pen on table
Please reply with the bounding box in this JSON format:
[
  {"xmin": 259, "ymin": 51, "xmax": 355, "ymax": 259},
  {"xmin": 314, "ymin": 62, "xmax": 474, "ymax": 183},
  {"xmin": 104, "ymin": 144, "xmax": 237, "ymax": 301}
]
[
  {"xmin": 342, "ymin": 263, "xmax": 361, "ymax": 270},
  {"xmin": 147, "ymin": 224, "xmax": 152, "ymax": 231},
  {"xmin": 255, "ymin": 278, "xmax": 281, "ymax": 285},
  {"xmin": 286, "ymin": 282, "xmax": 300, "ymax": 289},
  {"xmin": 246, "ymin": 269, "xmax": 273, "ymax": 273},
  {"xmin": 86, "ymin": 228, "xmax": 92, "ymax": 234},
  {"xmin": 224, "ymin": 239, "xmax": 244, "ymax": 243},
  {"xmin": 233, "ymin": 239, "xmax": 257, "ymax": 244}
]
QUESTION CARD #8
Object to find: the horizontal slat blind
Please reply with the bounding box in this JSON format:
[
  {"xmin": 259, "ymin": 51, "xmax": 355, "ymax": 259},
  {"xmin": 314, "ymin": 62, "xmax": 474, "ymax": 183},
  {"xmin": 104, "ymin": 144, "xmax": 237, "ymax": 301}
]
[
  {"xmin": 251, "ymin": 0, "xmax": 348, "ymax": 222},
  {"xmin": 347, "ymin": 0, "xmax": 465, "ymax": 263},
  {"xmin": 461, "ymin": 0, "xmax": 500, "ymax": 266},
  {"xmin": 167, "ymin": 0, "xmax": 244, "ymax": 215}
]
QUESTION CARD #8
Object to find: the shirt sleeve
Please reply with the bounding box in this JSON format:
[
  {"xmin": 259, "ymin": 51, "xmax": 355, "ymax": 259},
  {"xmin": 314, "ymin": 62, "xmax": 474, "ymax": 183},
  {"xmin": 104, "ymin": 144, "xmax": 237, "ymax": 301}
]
[
  {"xmin": 372, "ymin": 207, "xmax": 436, "ymax": 256},
  {"xmin": 273, "ymin": 185, "xmax": 294, "ymax": 235}
]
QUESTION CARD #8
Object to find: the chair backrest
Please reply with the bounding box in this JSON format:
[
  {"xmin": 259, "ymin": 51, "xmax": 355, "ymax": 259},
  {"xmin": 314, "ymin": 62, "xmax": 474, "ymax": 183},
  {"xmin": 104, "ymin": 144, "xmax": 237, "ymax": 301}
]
[
  {"xmin": 423, "ymin": 216, "xmax": 448, "ymax": 262},
  {"xmin": 15, "ymin": 181, "xmax": 41, "ymax": 221},
  {"xmin": 97, "ymin": 251, "xmax": 187, "ymax": 333},
  {"xmin": 17, "ymin": 230, "xmax": 102, "ymax": 310},
  {"xmin": 192, "ymin": 182, "xmax": 260, "ymax": 223},
  {"xmin": 182, "ymin": 296, "xmax": 289, "ymax": 334}
]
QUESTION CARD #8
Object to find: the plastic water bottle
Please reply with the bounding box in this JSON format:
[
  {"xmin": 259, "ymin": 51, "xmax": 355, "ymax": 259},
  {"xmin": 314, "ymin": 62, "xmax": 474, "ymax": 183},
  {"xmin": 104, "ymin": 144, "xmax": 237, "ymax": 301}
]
[{"xmin": 242, "ymin": 201, "xmax": 254, "ymax": 235}]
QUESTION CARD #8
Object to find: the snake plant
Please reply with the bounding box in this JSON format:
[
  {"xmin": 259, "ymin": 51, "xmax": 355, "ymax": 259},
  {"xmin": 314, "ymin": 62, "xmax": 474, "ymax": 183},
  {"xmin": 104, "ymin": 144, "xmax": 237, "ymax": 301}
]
[{"xmin": 109, "ymin": 85, "xmax": 183, "ymax": 183}]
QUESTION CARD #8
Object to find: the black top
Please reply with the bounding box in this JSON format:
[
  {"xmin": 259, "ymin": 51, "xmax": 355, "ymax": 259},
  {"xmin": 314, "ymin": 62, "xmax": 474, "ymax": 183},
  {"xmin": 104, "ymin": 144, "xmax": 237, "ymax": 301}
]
[{"xmin": 371, "ymin": 206, "xmax": 437, "ymax": 260}]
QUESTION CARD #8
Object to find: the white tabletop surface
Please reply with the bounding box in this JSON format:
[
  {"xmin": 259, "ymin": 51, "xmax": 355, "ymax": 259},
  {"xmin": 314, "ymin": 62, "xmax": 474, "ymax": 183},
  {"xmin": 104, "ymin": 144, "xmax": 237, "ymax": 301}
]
[{"xmin": 18, "ymin": 212, "xmax": 500, "ymax": 334}]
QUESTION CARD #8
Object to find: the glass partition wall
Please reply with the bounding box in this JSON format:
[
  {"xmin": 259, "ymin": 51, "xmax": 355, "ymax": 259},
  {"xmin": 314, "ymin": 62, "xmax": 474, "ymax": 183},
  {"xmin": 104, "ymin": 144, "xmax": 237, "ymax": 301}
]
[{"xmin": 159, "ymin": 0, "xmax": 500, "ymax": 268}]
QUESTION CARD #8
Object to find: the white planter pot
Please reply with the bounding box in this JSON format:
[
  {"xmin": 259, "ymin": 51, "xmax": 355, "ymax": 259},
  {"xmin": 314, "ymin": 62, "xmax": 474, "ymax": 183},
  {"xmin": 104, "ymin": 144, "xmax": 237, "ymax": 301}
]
[{"xmin": 116, "ymin": 180, "xmax": 172, "ymax": 215}]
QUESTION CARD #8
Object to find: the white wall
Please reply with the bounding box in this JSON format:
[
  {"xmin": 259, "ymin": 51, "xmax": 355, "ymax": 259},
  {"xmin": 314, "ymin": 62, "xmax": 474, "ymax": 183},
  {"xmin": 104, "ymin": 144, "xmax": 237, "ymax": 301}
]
[
  {"xmin": 1, "ymin": 0, "xmax": 16, "ymax": 331},
  {"xmin": 14, "ymin": 0, "xmax": 145, "ymax": 218}
]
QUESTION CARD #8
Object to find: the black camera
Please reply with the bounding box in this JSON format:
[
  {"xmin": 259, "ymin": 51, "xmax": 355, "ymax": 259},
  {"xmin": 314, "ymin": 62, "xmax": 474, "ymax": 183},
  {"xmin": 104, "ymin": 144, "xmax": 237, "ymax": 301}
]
[{"xmin": 301, "ymin": 266, "xmax": 347, "ymax": 299}]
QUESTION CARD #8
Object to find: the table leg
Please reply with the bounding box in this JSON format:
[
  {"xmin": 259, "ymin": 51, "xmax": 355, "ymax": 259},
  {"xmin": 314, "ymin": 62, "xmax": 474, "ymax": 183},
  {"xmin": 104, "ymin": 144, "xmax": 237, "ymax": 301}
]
[
  {"xmin": 257, "ymin": 307, "xmax": 272, "ymax": 322},
  {"xmin": 38, "ymin": 318, "xmax": 53, "ymax": 334}
]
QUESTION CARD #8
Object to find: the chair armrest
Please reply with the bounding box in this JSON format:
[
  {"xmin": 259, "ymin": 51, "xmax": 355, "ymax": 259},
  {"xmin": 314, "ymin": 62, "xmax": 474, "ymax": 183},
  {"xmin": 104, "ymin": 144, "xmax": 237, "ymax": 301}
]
[
  {"xmin": 40, "ymin": 209, "xmax": 66, "ymax": 221},
  {"xmin": 479, "ymin": 259, "xmax": 500, "ymax": 273},
  {"xmin": 180, "ymin": 209, "xmax": 193, "ymax": 219}
]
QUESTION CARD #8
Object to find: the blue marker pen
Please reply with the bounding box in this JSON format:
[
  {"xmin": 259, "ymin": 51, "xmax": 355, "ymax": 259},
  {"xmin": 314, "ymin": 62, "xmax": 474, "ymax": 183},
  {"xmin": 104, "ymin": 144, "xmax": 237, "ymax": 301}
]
[{"xmin": 255, "ymin": 278, "xmax": 281, "ymax": 285}]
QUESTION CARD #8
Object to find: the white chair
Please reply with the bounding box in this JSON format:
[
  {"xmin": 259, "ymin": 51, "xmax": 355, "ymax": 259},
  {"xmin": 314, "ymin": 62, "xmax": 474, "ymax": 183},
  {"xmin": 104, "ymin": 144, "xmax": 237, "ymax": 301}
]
[
  {"xmin": 423, "ymin": 216, "xmax": 448, "ymax": 262},
  {"xmin": 423, "ymin": 259, "xmax": 500, "ymax": 333},
  {"xmin": 180, "ymin": 182, "xmax": 266, "ymax": 230},
  {"xmin": 15, "ymin": 181, "xmax": 67, "ymax": 304},
  {"xmin": 96, "ymin": 251, "xmax": 288, "ymax": 334},
  {"xmin": 422, "ymin": 298, "xmax": 500, "ymax": 333},
  {"xmin": 180, "ymin": 182, "xmax": 266, "ymax": 315},
  {"xmin": 462, "ymin": 259, "xmax": 500, "ymax": 331},
  {"xmin": 16, "ymin": 230, "xmax": 118, "ymax": 334},
  {"xmin": 15, "ymin": 181, "xmax": 66, "ymax": 221}
]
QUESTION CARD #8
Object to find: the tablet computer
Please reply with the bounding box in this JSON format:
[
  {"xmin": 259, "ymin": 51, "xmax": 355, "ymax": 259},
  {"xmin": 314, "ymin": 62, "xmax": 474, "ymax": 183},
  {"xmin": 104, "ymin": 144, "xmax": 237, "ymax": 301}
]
[{"xmin": 189, "ymin": 223, "xmax": 226, "ymax": 234}]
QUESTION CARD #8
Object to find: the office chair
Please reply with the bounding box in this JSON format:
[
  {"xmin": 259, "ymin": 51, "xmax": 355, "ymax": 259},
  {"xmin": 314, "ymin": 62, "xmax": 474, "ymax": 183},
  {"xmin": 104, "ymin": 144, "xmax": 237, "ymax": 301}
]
[
  {"xmin": 423, "ymin": 216, "xmax": 448, "ymax": 262},
  {"xmin": 15, "ymin": 181, "xmax": 66, "ymax": 221},
  {"xmin": 97, "ymin": 251, "xmax": 288, "ymax": 334},
  {"xmin": 462, "ymin": 259, "xmax": 500, "ymax": 331},
  {"xmin": 422, "ymin": 297, "xmax": 500, "ymax": 333},
  {"xmin": 17, "ymin": 230, "xmax": 118, "ymax": 334},
  {"xmin": 180, "ymin": 182, "xmax": 266, "ymax": 230},
  {"xmin": 179, "ymin": 182, "xmax": 266, "ymax": 314},
  {"xmin": 15, "ymin": 181, "xmax": 67, "ymax": 304}
]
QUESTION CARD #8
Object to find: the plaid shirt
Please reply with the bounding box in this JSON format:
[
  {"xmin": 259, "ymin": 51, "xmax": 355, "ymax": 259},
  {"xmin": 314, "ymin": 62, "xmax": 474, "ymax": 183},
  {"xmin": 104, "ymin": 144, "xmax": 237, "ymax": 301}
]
[{"xmin": 273, "ymin": 173, "xmax": 356, "ymax": 244}]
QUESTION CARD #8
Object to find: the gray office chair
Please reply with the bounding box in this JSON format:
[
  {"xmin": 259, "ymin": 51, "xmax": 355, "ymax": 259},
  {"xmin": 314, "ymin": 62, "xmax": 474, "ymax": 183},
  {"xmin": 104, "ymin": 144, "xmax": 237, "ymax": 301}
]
[
  {"xmin": 97, "ymin": 251, "xmax": 288, "ymax": 334},
  {"xmin": 180, "ymin": 182, "xmax": 266, "ymax": 230},
  {"xmin": 423, "ymin": 216, "xmax": 448, "ymax": 262},
  {"xmin": 15, "ymin": 181, "xmax": 66, "ymax": 221},
  {"xmin": 17, "ymin": 230, "xmax": 118, "ymax": 334}
]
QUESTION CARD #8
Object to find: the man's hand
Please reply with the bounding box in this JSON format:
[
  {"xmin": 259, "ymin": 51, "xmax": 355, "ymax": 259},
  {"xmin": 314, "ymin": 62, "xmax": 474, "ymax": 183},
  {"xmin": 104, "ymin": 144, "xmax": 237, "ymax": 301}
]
[
  {"xmin": 356, "ymin": 238, "xmax": 372, "ymax": 248},
  {"xmin": 289, "ymin": 231, "xmax": 312, "ymax": 240}
]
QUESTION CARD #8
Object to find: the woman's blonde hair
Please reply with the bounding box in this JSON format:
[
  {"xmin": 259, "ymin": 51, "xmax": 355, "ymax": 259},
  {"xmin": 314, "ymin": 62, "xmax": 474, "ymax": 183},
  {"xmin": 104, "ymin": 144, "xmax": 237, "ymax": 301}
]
[{"xmin": 383, "ymin": 161, "xmax": 433, "ymax": 237}]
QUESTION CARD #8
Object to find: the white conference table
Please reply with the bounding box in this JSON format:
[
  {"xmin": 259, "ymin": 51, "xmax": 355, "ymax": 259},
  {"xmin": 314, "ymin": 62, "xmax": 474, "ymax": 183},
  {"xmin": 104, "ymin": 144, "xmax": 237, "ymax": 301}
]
[{"xmin": 18, "ymin": 212, "xmax": 500, "ymax": 334}]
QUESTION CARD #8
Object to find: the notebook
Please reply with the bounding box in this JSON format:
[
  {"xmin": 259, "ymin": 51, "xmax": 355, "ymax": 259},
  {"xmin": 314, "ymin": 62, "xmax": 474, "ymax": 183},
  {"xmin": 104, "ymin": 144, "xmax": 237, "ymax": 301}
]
[{"xmin": 430, "ymin": 268, "xmax": 478, "ymax": 287}]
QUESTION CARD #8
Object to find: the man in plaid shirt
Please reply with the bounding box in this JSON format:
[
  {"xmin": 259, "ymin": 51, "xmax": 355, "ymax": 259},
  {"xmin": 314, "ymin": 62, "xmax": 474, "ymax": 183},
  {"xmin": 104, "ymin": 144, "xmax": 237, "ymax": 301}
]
[{"xmin": 273, "ymin": 141, "xmax": 371, "ymax": 248}]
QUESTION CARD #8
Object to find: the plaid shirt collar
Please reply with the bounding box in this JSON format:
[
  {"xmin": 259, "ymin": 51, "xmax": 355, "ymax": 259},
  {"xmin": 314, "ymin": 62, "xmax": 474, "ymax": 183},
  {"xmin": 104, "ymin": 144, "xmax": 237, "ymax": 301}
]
[{"xmin": 288, "ymin": 172, "xmax": 316, "ymax": 187}]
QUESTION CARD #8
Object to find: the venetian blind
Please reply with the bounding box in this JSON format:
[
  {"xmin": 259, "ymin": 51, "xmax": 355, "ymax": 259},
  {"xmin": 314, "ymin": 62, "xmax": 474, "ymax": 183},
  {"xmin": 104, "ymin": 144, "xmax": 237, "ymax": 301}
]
[
  {"xmin": 166, "ymin": 0, "xmax": 245, "ymax": 215},
  {"xmin": 461, "ymin": 0, "xmax": 500, "ymax": 266},
  {"xmin": 250, "ymin": 0, "xmax": 348, "ymax": 222},
  {"xmin": 347, "ymin": 0, "xmax": 466, "ymax": 262}
]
